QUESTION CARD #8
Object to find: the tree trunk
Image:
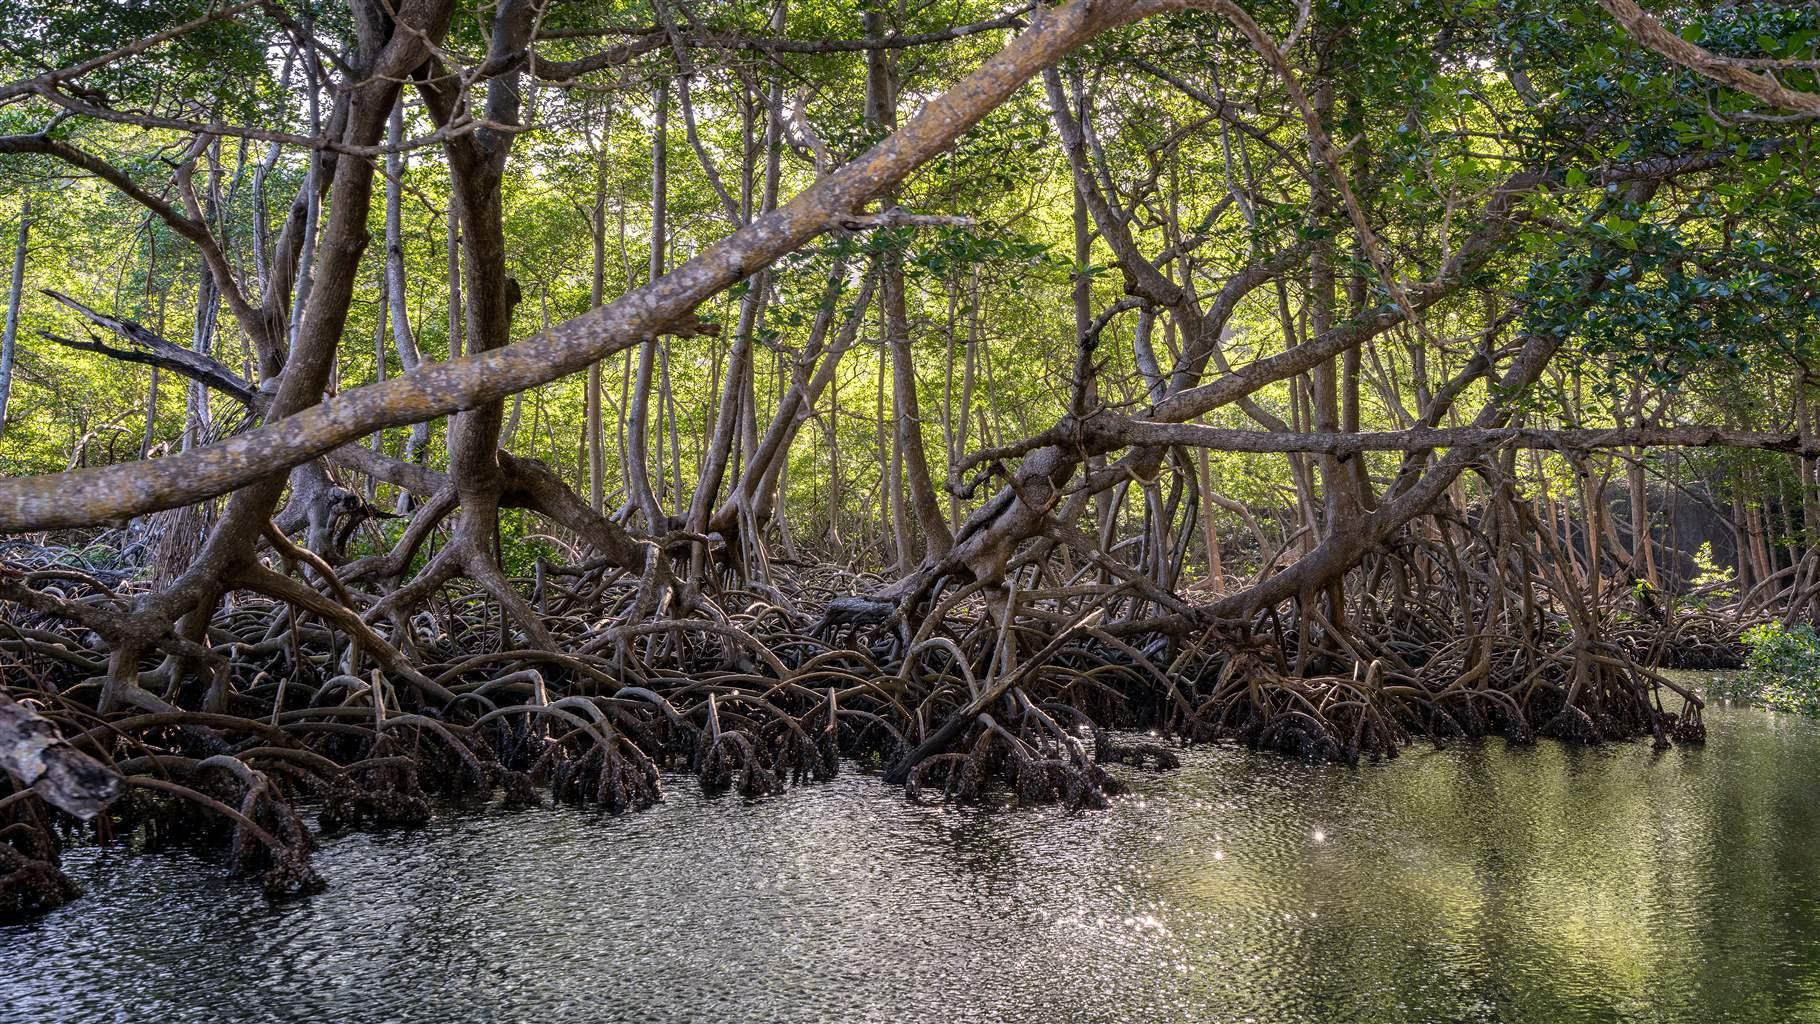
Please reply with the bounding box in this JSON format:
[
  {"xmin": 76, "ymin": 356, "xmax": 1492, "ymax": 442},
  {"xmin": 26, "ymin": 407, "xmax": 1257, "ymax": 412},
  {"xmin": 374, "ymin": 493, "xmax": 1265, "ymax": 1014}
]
[
  {"xmin": 385, "ymin": 102, "xmax": 429, "ymax": 490},
  {"xmin": 0, "ymin": 196, "xmax": 28, "ymax": 440},
  {"xmin": 624, "ymin": 80, "xmax": 669, "ymax": 534},
  {"xmin": 868, "ymin": 5, "xmax": 952, "ymax": 561},
  {"xmin": 587, "ymin": 101, "xmax": 610, "ymax": 513}
]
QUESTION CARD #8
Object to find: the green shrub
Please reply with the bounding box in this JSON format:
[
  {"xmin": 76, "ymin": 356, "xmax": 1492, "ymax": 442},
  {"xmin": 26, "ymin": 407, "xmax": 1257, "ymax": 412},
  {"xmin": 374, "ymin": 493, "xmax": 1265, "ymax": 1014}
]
[
  {"xmin": 1682, "ymin": 542, "xmax": 1736, "ymax": 609},
  {"xmin": 1710, "ymin": 623, "xmax": 1820, "ymax": 716}
]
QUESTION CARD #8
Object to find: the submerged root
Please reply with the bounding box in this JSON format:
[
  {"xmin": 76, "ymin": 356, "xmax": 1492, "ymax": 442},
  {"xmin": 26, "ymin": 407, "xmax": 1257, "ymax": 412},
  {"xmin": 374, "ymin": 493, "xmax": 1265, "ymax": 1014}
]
[
  {"xmin": 1095, "ymin": 737, "xmax": 1182, "ymax": 770},
  {"xmin": 0, "ymin": 812, "xmax": 81, "ymax": 919},
  {"xmin": 695, "ymin": 724, "xmax": 782, "ymax": 799},
  {"xmin": 545, "ymin": 726, "xmax": 662, "ymax": 814},
  {"xmin": 903, "ymin": 707, "xmax": 1122, "ymax": 809},
  {"xmin": 321, "ymin": 759, "xmax": 433, "ymax": 832},
  {"xmin": 118, "ymin": 772, "xmax": 325, "ymax": 897},
  {"xmin": 1179, "ymin": 651, "xmax": 1408, "ymax": 765}
]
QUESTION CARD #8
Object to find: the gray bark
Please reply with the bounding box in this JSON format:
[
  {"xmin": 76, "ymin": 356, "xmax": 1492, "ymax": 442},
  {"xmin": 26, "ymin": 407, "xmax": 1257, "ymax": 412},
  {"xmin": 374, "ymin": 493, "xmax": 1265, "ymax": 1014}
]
[{"xmin": 0, "ymin": 197, "xmax": 28, "ymax": 439}]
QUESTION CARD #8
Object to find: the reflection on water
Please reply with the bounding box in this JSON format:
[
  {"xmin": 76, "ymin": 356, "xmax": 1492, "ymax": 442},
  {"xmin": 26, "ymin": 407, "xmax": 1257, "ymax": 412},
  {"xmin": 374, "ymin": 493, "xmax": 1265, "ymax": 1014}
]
[{"xmin": 5, "ymin": 705, "xmax": 1819, "ymax": 1023}]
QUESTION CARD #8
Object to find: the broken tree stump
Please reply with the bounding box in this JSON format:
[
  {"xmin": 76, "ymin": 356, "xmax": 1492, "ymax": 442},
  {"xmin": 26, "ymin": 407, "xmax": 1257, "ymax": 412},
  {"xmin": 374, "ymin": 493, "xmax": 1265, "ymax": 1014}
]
[{"xmin": 1, "ymin": 694, "xmax": 122, "ymax": 820}]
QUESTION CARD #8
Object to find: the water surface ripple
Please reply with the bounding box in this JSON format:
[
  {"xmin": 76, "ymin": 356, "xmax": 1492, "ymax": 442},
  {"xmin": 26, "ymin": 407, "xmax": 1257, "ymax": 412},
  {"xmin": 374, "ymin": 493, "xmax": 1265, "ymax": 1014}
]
[{"xmin": 6, "ymin": 705, "xmax": 1819, "ymax": 1023}]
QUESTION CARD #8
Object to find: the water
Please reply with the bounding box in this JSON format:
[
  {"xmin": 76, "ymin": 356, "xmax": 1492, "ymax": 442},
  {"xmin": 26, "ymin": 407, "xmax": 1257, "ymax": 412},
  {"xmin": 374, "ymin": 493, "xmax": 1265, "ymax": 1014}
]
[{"xmin": 6, "ymin": 704, "xmax": 1819, "ymax": 1024}]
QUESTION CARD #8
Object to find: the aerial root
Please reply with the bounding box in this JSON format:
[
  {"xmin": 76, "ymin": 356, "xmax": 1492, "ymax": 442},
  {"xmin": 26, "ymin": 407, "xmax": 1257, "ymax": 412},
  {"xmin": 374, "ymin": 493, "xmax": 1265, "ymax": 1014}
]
[{"xmin": 0, "ymin": 535, "xmax": 1735, "ymax": 918}]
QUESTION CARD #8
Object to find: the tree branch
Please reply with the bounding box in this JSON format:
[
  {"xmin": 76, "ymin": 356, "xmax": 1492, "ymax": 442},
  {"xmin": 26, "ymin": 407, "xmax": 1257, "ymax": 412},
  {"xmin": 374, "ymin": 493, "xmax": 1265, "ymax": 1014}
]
[
  {"xmin": 40, "ymin": 290, "xmax": 259, "ymax": 407},
  {"xmin": 1598, "ymin": 0, "xmax": 1820, "ymax": 118},
  {"xmin": 0, "ymin": 0, "xmax": 1186, "ymax": 532}
]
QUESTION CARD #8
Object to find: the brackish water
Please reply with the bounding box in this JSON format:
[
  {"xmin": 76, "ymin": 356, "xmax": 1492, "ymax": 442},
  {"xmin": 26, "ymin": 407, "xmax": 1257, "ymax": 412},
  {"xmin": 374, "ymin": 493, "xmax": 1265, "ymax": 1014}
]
[{"xmin": 5, "ymin": 704, "xmax": 1819, "ymax": 1023}]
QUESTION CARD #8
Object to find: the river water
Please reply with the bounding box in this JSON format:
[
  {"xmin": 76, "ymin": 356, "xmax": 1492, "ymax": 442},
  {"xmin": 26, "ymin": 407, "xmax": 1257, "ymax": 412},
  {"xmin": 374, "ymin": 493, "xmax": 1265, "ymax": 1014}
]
[{"xmin": 5, "ymin": 703, "xmax": 1819, "ymax": 1023}]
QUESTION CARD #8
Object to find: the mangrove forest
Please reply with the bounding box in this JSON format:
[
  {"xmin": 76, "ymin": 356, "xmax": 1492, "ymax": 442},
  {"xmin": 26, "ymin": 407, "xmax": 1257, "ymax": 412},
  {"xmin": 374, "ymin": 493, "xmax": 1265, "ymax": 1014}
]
[{"xmin": 2, "ymin": 0, "xmax": 1820, "ymax": 1019}]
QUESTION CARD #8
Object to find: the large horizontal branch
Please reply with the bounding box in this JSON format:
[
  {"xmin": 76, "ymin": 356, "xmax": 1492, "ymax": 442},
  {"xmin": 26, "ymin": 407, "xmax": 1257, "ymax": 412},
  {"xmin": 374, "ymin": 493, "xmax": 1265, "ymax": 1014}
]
[
  {"xmin": 0, "ymin": 0, "xmax": 1194, "ymax": 533},
  {"xmin": 953, "ymin": 416, "xmax": 1819, "ymax": 489},
  {"xmin": 33, "ymin": 296, "xmax": 649, "ymax": 569},
  {"xmin": 326, "ymin": 443, "xmax": 445, "ymax": 496},
  {"xmin": 1091, "ymin": 419, "xmax": 1820, "ymax": 457},
  {"xmin": 529, "ymin": 34, "xmax": 667, "ymax": 81}
]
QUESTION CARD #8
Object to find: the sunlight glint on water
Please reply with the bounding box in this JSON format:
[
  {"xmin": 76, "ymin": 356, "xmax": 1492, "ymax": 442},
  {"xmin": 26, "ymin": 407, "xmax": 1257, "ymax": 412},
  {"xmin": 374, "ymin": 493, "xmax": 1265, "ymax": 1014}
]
[{"xmin": 5, "ymin": 704, "xmax": 1819, "ymax": 1023}]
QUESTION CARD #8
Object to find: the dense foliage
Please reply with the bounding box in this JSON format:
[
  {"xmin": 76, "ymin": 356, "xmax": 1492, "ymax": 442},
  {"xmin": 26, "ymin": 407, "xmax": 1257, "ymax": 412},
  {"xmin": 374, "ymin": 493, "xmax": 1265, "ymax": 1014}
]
[
  {"xmin": 0, "ymin": 0, "xmax": 1812, "ymax": 577},
  {"xmin": 1716, "ymin": 623, "xmax": 1820, "ymax": 717}
]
